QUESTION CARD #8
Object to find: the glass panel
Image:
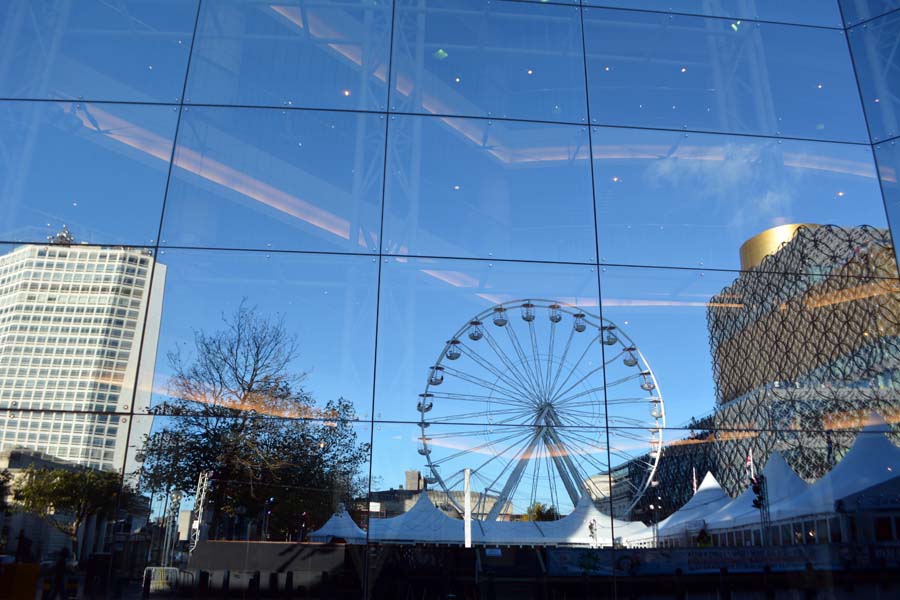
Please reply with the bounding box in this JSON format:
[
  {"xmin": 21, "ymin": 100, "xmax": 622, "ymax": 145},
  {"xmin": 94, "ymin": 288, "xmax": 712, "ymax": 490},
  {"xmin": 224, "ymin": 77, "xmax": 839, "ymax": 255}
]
[
  {"xmin": 841, "ymin": 0, "xmax": 900, "ymax": 25},
  {"xmin": 0, "ymin": 410, "xmax": 138, "ymax": 600},
  {"xmin": 847, "ymin": 11, "xmax": 900, "ymax": 142},
  {"xmin": 0, "ymin": 0, "xmax": 197, "ymax": 103},
  {"xmin": 0, "ymin": 410, "xmax": 133, "ymax": 474},
  {"xmin": 592, "ymin": 126, "xmax": 887, "ymax": 271},
  {"xmin": 160, "ymin": 106, "xmax": 385, "ymax": 253},
  {"xmin": 0, "ymin": 101, "xmax": 177, "ymax": 245},
  {"xmin": 374, "ymin": 257, "xmax": 599, "ymax": 423},
  {"xmin": 368, "ymin": 422, "xmax": 614, "ymax": 541},
  {"xmin": 0, "ymin": 243, "xmax": 161, "ymax": 417},
  {"xmin": 583, "ymin": 9, "xmax": 868, "ymax": 142},
  {"xmin": 185, "ymin": 0, "xmax": 392, "ymax": 111},
  {"xmin": 390, "ymin": 0, "xmax": 587, "ymax": 123},
  {"xmin": 383, "ymin": 115, "xmax": 595, "ymax": 263},
  {"xmin": 610, "ymin": 424, "xmax": 895, "ymax": 594},
  {"xmin": 145, "ymin": 249, "xmax": 377, "ymax": 419},
  {"xmin": 599, "ymin": 266, "xmax": 900, "ymax": 434},
  {"xmin": 875, "ymin": 141, "xmax": 900, "ymax": 269},
  {"xmin": 129, "ymin": 415, "xmax": 371, "ymax": 595},
  {"xmin": 582, "ymin": 0, "xmax": 842, "ymax": 28}
]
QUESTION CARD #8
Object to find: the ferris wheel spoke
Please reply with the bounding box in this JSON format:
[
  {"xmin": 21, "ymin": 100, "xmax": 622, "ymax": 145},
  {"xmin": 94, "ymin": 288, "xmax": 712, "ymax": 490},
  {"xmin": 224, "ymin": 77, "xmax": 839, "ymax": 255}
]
[
  {"xmin": 544, "ymin": 318, "xmax": 557, "ymax": 403},
  {"xmin": 549, "ymin": 340, "xmax": 602, "ymax": 402},
  {"xmin": 504, "ymin": 319, "xmax": 545, "ymax": 397},
  {"xmin": 469, "ymin": 429, "xmax": 541, "ymax": 483},
  {"xmin": 440, "ymin": 367, "xmax": 532, "ymax": 404},
  {"xmin": 555, "ymin": 385, "xmax": 607, "ymax": 407},
  {"xmin": 609, "ymin": 428, "xmax": 655, "ymax": 443},
  {"xmin": 429, "ymin": 428, "xmax": 533, "ymax": 465},
  {"xmin": 429, "ymin": 391, "xmax": 529, "ymax": 407},
  {"xmin": 551, "ymin": 364, "xmax": 605, "ymax": 406},
  {"xmin": 426, "ymin": 426, "xmax": 524, "ymax": 441},
  {"xmin": 459, "ymin": 341, "xmax": 539, "ymax": 405},
  {"xmin": 605, "ymin": 396, "xmax": 656, "ymax": 404},
  {"xmin": 607, "ymin": 416, "xmax": 653, "ymax": 427},
  {"xmin": 566, "ymin": 444, "xmax": 610, "ymax": 479},
  {"xmin": 527, "ymin": 319, "xmax": 547, "ymax": 398},
  {"xmin": 605, "ymin": 372, "xmax": 642, "ymax": 387},
  {"xmin": 548, "ymin": 325, "xmax": 576, "ymax": 398},
  {"xmin": 427, "ymin": 406, "xmax": 534, "ymax": 424},
  {"xmin": 557, "ymin": 428, "xmax": 607, "ymax": 453},
  {"xmin": 609, "ymin": 448, "xmax": 655, "ymax": 468},
  {"xmin": 481, "ymin": 328, "xmax": 541, "ymax": 402},
  {"xmin": 490, "ymin": 410, "xmax": 544, "ymax": 427},
  {"xmin": 554, "ymin": 412, "xmax": 596, "ymax": 428},
  {"xmin": 603, "ymin": 348, "xmax": 626, "ymax": 366}
]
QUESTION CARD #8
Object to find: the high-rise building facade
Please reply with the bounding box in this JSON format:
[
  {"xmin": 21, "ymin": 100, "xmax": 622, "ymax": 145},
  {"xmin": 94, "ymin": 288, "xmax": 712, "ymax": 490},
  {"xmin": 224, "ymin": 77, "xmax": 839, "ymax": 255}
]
[{"xmin": 0, "ymin": 231, "xmax": 163, "ymax": 471}]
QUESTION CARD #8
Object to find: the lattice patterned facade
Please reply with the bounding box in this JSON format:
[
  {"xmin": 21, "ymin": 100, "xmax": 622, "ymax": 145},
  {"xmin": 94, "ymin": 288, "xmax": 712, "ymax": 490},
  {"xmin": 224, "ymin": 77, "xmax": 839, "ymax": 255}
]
[{"xmin": 707, "ymin": 224, "xmax": 900, "ymax": 496}]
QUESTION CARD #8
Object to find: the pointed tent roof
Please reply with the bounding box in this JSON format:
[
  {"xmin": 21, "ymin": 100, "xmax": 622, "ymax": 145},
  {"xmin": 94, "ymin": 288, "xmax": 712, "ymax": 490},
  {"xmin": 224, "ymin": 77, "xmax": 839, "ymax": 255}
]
[
  {"xmin": 771, "ymin": 417, "xmax": 900, "ymax": 521},
  {"xmin": 539, "ymin": 492, "xmax": 650, "ymax": 546},
  {"xmin": 367, "ymin": 492, "xmax": 463, "ymax": 544},
  {"xmin": 658, "ymin": 472, "xmax": 730, "ymax": 536},
  {"xmin": 308, "ymin": 506, "xmax": 367, "ymax": 544},
  {"xmin": 706, "ymin": 452, "xmax": 808, "ymax": 530}
]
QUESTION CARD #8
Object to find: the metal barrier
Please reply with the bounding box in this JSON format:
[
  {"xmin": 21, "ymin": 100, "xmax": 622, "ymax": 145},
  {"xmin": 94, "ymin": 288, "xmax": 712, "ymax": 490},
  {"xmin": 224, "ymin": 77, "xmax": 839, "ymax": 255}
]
[{"xmin": 142, "ymin": 567, "xmax": 195, "ymax": 596}]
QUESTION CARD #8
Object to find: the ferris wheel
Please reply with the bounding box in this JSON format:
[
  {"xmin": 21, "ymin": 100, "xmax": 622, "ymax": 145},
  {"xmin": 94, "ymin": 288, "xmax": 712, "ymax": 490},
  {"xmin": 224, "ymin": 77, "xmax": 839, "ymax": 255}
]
[{"xmin": 417, "ymin": 300, "xmax": 664, "ymax": 520}]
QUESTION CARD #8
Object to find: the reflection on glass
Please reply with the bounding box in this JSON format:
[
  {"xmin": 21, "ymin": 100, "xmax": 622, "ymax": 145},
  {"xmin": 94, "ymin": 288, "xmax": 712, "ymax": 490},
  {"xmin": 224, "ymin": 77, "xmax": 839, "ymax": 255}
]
[
  {"xmin": 841, "ymin": 0, "xmax": 900, "ymax": 25},
  {"xmin": 161, "ymin": 106, "xmax": 385, "ymax": 252},
  {"xmin": 875, "ymin": 140, "xmax": 900, "ymax": 267},
  {"xmin": 369, "ymin": 422, "xmax": 628, "ymax": 535},
  {"xmin": 617, "ymin": 423, "xmax": 899, "ymax": 560},
  {"xmin": 130, "ymin": 415, "xmax": 370, "ymax": 594},
  {"xmin": 186, "ymin": 0, "xmax": 392, "ymax": 111},
  {"xmin": 0, "ymin": 237, "xmax": 162, "ymax": 437},
  {"xmin": 600, "ymin": 241, "xmax": 900, "ymax": 433},
  {"xmin": 847, "ymin": 10, "xmax": 900, "ymax": 142},
  {"xmin": 375, "ymin": 257, "xmax": 598, "ymax": 423},
  {"xmin": 0, "ymin": 442, "xmax": 149, "ymax": 569},
  {"xmin": 583, "ymin": 9, "xmax": 868, "ymax": 142},
  {"xmin": 0, "ymin": 0, "xmax": 197, "ymax": 102},
  {"xmin": 147, "ymin": 249, "xmax": 377, "ymax": 419},
  {"xmin": 384, "ymin": 115, "xmax": 595, "ymax": 262},
  {"xmin": 0, "ymin": 101, "xmax": 177, "ymax": 245},
  {"xmin": 592, "ymin": 127, "xmax": 886, "ymax": 270},
  {"xmin": 391, "ymin": 0, "xmax": 587, "ymax": 123},
  {"xmin": 582, "ymin": 0, "xmax": 842, "ymax": 28}
]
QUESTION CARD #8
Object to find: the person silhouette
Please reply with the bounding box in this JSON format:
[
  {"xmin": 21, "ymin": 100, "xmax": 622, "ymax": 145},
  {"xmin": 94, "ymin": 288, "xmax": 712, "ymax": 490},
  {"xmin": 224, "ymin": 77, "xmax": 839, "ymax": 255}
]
[
  {"xmin": 47, "ymin": 547, "xmax": 70, "ymax": 600},
  {"xmin": 299, "ymin": 512, "xmax": 308, "ymax": 542}
]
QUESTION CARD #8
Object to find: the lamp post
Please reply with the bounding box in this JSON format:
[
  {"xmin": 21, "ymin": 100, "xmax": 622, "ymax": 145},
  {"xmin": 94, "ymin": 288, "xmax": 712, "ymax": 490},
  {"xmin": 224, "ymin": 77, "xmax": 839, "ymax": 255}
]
[{"xmin": 649, "ymin": 481, "xmax": 661, "ymax": 547}]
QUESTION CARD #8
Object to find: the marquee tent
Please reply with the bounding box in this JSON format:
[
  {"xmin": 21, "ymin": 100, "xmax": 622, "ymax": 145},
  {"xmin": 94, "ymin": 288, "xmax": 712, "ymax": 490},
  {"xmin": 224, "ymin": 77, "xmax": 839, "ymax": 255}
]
[
  {"xmin": 308, "ymin": 506, "xmax": 367, "ymax": 544},
  {"xmin": 706, "ymin": 452, "xmax": 808, "ymax": 530},
  {"xmin": 657, "ymin": 472, "xmax": 730, "ymax": 538}
]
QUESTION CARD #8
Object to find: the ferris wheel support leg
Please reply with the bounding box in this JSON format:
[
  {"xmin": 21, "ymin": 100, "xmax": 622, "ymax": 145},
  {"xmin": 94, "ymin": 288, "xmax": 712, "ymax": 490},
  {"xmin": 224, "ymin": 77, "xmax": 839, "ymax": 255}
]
[
  {"xmin": 543, "ymin": 432, "xmax": 584, "ymax": 507},
  {"xmin": 486, "ymin": 433, "xmax": 541, "ymax": 521}
]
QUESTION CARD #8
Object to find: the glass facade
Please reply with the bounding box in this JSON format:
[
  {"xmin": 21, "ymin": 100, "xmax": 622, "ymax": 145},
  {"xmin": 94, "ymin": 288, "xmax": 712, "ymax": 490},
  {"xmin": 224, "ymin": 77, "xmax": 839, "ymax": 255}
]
[{"xmin": 0, "ymin": 1, "xmax": 898, "ymax": 598}]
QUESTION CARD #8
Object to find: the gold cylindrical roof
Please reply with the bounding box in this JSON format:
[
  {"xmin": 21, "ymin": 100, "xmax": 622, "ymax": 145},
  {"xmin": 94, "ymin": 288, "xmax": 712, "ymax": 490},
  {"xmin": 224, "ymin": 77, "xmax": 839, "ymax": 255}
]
[{"xmin": 739, "ymin": 224, "xmax": 814, "ymax": 270}]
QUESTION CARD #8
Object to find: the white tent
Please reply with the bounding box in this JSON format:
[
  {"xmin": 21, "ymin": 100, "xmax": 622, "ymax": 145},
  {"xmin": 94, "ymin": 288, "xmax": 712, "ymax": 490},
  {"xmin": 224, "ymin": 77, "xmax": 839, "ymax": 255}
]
[
  {"xmin": 538, "ymin": 493, "xmax": 650, "ymax": 546},
  {"xmin": 367, "ymin": 492, "xmax": 463, "ymax": 544},
  {"xmin": 308, "ymin": 506, "xmax": 367, "ymax": 544},
  {"xmin": 706, "ymin": 452, "xmax": 808, "ymax": 530},
  {"xmin": 364, "ymin": 492, "xmax": 651, "ymax": 547},
  {"xmin": 770, "ymin": 419, "xmax": 900, "ymax": 522},
  {"xmin": 657, "ymin": 472, "xmax": 730, "ymax": 538}
]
